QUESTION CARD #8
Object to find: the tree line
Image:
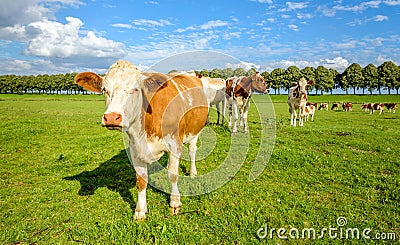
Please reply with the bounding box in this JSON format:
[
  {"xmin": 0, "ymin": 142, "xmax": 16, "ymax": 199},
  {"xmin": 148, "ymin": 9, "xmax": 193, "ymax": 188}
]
[
  {"xmin": 0, "ymin": 61, "xmax": 399, "ymax": 95},
  {"xmin": 196, "ymin": 61, "xmax": 400, "ymax": 95}
]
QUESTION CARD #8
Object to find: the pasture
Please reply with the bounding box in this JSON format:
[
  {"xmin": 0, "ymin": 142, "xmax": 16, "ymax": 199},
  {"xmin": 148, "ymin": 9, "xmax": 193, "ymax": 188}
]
[{"xmin": 1, "ymin": 94, "xmax": 399, "ymax": 244}]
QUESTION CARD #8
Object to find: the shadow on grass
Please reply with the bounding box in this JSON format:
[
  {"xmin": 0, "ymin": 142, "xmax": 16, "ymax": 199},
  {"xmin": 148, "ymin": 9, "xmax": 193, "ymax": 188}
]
[
  {"xmin": 64, "ymin": 149, "xmax": 170, "ymax": 213},
  {"xmin": 64, "ymin": 150, "xmax": 137, "ymax": 210}
]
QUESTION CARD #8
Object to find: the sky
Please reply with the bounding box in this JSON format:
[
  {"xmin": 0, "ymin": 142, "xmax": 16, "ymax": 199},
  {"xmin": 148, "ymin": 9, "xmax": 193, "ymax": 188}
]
[{"xmin": 0, "ymin": 0, "xmax": 399, "ymax": 75}]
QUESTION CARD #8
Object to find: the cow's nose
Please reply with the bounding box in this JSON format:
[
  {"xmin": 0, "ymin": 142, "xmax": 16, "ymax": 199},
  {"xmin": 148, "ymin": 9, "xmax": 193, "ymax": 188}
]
[{"xmin": 102, "ymin": 112, "xmax": 122, "ymax": 127}]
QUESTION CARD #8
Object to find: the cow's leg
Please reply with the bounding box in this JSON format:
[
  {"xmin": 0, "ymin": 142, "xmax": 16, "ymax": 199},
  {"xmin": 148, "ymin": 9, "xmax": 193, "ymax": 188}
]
[
  {"xmin": 188, "ymin": 136, "xmax": 198, "ymax": 177},
  {"xmin": 216, "ymin": 103, "xmax": 221, "ymax": 125},
  {"xmin": 221, "ymin": 97, "xmax": 226, "ymax": 124},
  {"xmin": 232, "ymin": 100, "xmax": 239, "ymax": 134},
  {"xmin": 299, "ymin": 108, "xmax": 304, "ymax": 126},
  {"xmin": 228, "ymin": 102, "xmax": 232, "ymax": 127},
  {"xmin": 132, "ymin": 157, "xmax": 148, "ymax": 221},
  {"xmin": 167, "ymin": 141, "xmax": 182, "ymax": 215},
  {"xmin": 242, "ymin": 102, "xmax": 250, "ymax": 133},
  {"xmin": 290, "ymin": 108, "xmax": 297, "ymax": 127}
]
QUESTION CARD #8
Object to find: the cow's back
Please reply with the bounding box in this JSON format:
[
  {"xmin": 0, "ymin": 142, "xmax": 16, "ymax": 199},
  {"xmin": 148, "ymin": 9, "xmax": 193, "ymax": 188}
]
[{"xmin": 143, "ymin": 74, "xmax": 208, "ymax": 142}]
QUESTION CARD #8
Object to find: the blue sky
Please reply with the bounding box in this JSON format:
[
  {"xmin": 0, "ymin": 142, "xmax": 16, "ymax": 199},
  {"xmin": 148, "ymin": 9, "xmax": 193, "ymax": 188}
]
[{"xmin": 0, "ymin": 0, "xmax": 399, "ymax": 75}]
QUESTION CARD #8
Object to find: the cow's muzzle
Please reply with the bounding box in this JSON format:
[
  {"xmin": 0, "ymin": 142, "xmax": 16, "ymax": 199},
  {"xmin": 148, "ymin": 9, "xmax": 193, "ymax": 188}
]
[{"xmin": 102, "ymin": 112, "xmax": 123, "ymax": 130}]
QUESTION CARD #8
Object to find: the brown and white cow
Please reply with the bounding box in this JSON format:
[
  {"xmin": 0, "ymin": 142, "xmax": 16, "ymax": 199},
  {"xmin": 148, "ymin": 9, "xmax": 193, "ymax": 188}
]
[
  {"xmin": 363, "ymin": 103, "xmax": 384, "ymax": 114},
  {"xmin": 318, "ymin": 103, "xmax": 329, "ymax": 111},
  {"xmin": 74, "ymin": 60, "xmax": 208, "ymax": 220},
  {"xmin": 342, "ymin": 102, "xmax": 353, "ymax": 111},
  {"xmin": 287, "ymin": 78, "xmax": 313, "ymax": 126},
  {"xmin": 384, "ymin": 103, "xmax": 397, "ymax": 113},
  {"xmin": 303, "ymin": 104, "xmax": 316, "ymax": 122},
  {"xmin": 331, "ymin": 103, "xmax": 339, "ymax": 111},
  {"xmin": 226, "ymin": 72, "xmax": 269, "ymax": 134},
  {"xmin": 196, "ymin": 74, "xmax": 226, "ymax": 124}
]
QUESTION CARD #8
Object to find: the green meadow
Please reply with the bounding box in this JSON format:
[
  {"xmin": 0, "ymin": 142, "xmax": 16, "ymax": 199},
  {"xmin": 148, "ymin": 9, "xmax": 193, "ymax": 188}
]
[{"xmin": 1, "ymin": 94, "xmax": 399, "ymax": 244}]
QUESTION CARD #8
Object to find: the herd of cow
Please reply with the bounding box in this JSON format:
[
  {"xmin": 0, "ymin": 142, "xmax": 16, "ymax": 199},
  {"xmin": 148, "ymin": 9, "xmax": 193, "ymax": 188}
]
[
  {"xmin": 74, "ymin": 60, "xmax": 268, "ymax": 220},
  {"xmin": 73, "ymin": 60, "xmax": 396, "ymax": 220}
]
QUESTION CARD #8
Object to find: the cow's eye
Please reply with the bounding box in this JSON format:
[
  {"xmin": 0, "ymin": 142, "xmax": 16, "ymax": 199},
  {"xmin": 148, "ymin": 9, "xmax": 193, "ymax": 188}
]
[{"xmin": 126, "ymin": 88, "xmax": 139, "ymax": 94}]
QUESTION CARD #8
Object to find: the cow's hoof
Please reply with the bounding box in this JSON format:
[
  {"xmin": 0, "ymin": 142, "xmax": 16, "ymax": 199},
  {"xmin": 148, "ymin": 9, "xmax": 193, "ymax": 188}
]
[
  {"xmin": 134, "ymin": 211, "xmax": 146, "ymax": 221},
  {"xmin": 170, "ymin": 205, "xmax": 182, "ymax": 216}
]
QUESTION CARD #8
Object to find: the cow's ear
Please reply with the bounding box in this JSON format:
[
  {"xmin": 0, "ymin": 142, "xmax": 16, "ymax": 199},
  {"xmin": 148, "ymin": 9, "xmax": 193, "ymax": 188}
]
[
  {"xmin": 75, "ymin": 72, "xmax": 103, "ymax": 92},
  {"xmin": 292, "ymin": 82, "xmax": 298, "ymax": 86},
  {"xmin": 307, "ymin": 80, "xmax": 314, "ymax": 85}
]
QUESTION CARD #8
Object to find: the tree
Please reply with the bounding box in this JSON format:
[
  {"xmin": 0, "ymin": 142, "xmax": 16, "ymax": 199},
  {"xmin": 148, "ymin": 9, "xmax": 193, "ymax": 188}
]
[
  {"xmin": 246, "ymin": 68, "xmax": 257, "ymax": 76},
  {"xmin": 283, "ymin": 66, "xmax": 301, "ymax": 92},
  {"xmin": 363, "ymin": 64, "xmax": 378, "ymax": 95},
  {"xmin": 268, "ymin": 68, "xmax": 285, "ymax": 95},
  {"xmin": 337, "ymin": 74, "xmax": 350, "ymax": 94},
  {"xmin": 233, "ymin": 68, "xmax": 246, "ymax": 77},
  {"xmin": 343, "ymin": 63, "xmax": 363, "ymax": 94},
  {"xmin": 378, "ymin": 61, "xmax": 399, "ymax": 95},
  {"xmin": 328, "ymin": 68, "xmax": 338, "ymax": 94},
  {"xmin": 222, "ymin": 68, "xmax": 234, "ymax": 79},
  {"xmin": 314, "ymin": 66, "xmax": 333, "ymax": 95}
]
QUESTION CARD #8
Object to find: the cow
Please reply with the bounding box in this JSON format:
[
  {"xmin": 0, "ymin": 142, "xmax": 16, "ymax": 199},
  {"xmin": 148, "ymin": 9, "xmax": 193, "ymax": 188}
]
[
  {"xmin": 331, "ymin": 103, "xmax": 339, "ymax": 111},
  {"xmin": 342, "ymin": 102, "xmax": 353, "ymax": 111},
  {"xmin": 384, "ymin": 103, "xmax": 397, "ymax": 113},
  {"xmin": 74, "ymin": 60, "xmax": 209, "ymax": 220},
  {"xmin": 306, "ymin": 102, "xmax": 318, "ymax": 108},
  {"xmin": 318, "ymin": 103, "xmax": 329, "ymax": 111},
  {"xmin": 361, "ymin": 103, "xmax": 370, "ymax": 112},
  {"xmin": 287, "ymin": 77, "xmax": 313, "ymax": 126},
  {"xmin": 196, "ymin": 74, "xmax": 226, "ymax": 124},
  {"xmin": 363, "ymin": 103, "xmax": 384, "ymax": 114},
  {"xmin": 303, "ymin": 104, "xmax": 316, "ymax": 122},
  {"xmin": 226, "ymin": 72, "xmax": 269, "ymax": 134}
]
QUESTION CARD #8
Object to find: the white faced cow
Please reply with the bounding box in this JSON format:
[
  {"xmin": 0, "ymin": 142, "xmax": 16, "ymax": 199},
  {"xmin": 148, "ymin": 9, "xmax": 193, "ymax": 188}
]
[
  {"xmin": 197, "ymin": 74, "xmax": 227, "ymax": 125},
  {"xmin": 287, "ymin": 78, "xmax": 313, "ymax": 126},
  {"xmin": 226, "ymin": 72, "xmax": 269, "ymax": 134},
  {"xmin": 75, "ymin": 60, "xmax": 208, "ymax": 220}
]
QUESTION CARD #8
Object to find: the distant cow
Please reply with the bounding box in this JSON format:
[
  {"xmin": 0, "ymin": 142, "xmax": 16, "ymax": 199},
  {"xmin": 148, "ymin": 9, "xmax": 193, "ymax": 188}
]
[
  {"xmin": 384, "ymin": 103, "xmax": 397, "ymax": 113},
  {"xmin": 331, "ymin": 103, "xmax": 339, "ymax": 111},
  {"xmin": 196, "ymin": 74, "xmax": 226, "ymax": 124},
  {"xmin": 306, "ymin": 102, "xmax": 318, "ymax": 108},
  {"xmin": 303, "ymin": 105, "xmax": 316, "ymax": 122},
  {"xmin": 363, "ymin": 103, "xmax": 384, "ymax": 114},
  {"xmin": 318, "ymin": 103, "xmax": 329, "ymax": 111},
  {"xmin": 361, "ymin": 103, "xmax": 370, "ymax": 112},
  {"xmin": 287, "ymin": 77, "xmax": 313, "ymax": 126},
  {"xmin": 75, "ymin": 60, "xmax": 209, "ymax": 220},
  {"xmin": 342, "ymin": 102, "xmax": 353, "ymax": 111},
  {"xmin": 226, "ymin": 72, "xmax": 269, "ymax": 134}
]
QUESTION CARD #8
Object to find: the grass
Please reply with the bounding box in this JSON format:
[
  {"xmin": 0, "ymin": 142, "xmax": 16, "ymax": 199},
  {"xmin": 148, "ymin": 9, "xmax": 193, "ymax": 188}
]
[{"xmin": 0, "ymin": 94, "xmax": 399, "ymax": 244}]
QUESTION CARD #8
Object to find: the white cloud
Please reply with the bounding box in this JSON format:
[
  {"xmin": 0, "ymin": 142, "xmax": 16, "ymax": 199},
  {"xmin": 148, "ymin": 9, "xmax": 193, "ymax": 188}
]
[
  {"xmin": 297, "ymin": 13, "xmax": 312, "ymax": 19},
  {"xmin": 288, "ymin": 24, "xmax": 299, "ymax": 31},
  {"xmin": 383, "ymin": 0, "xmax": 400, "ymax": 6},
  {"xmin": 200, "ymin": 20, "xmax": 229, "ymax": 30},
  {"xmin": 24, "ymin": 17, "xmax": 125, "ymax": 58},
  {"xmin": 145, "ymin": 1, "xmax": 159, "ymax": 5},
  {"xmin": 372, "ymin": 15, "xmax": 389, "ymax": 21},
  {"xmin": 226, "ymin": 61, "xmax": 261, "ymax": 71},
  {"xmin": 0, "ymin": 0, "xmax": 83, "ymax": 27},
  {"xmin": 250, "ymin": 0, "xmax": 273, "ymax": 3},
  {"xmin": 132, "ymin": 19, "xmax": 172, "ymax": 27},
  {"xmin": 286, "ymin": 1, "xmax": 309, "ymax": 10},
  {"xmin": 333, "ymin": 1, "xmax": 381, "ymax": 12},
  {"xmin": 111, "ymin": 23, "xmax": 133, "ymax": 29},
  {"xmin": 320, "ymin": 57, "xmax": 349, "ymax": 71}
]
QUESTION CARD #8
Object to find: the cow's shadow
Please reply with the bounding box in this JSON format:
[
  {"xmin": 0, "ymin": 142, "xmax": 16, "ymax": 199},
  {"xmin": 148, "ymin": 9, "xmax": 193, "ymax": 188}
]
[{"xmin": 64, "ymin": 149, "xmax": 169, "ymax": 212}]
